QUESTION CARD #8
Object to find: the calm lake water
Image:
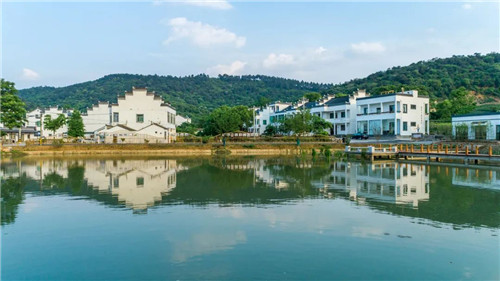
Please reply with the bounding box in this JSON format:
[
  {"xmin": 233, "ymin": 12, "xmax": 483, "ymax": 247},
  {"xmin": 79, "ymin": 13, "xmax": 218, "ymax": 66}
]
[{"xmin": 1, "ymin": 156, "xmax": 499, "ymax": 280}]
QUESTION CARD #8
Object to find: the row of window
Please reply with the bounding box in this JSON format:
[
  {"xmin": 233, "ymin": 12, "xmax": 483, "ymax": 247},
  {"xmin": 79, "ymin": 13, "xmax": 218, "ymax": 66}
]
[{"xmin": 110, "ymin": 113, "xmax": 176, "ymax": 124}]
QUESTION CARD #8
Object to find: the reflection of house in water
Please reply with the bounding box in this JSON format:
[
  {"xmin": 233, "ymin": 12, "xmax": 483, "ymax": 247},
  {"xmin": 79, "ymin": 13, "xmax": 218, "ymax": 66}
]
[
  {"xmin": 84, "ymin": 160, "xmax": 179, "ymax": 210},
  {"xmin": 452, "ymin": 167, "xmax": 499, "ymax": 190},
  {"xmin": 315, "ymin": 162, "xmax": 430, "ymax": 207},
  {"xmin": 0, "ymin": 160, "xmax": 75, "ymax": 185},
  {"xmin": 219, "ymin": 160, "xmax": 290, "ymax": 190}
]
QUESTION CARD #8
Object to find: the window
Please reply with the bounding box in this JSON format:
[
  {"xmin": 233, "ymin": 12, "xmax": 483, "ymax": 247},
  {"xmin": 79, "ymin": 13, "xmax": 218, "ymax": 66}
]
[
  {"xmin": 136, "ymin": 114, "xmax": 144, "ymax": 123},
  {"xmin": 410, "ymin": 104, "xmax": 417, "ymax": 110},
  {"xmin": 403, "ymin": 104, "xmax": 408, "ymax": 113},
  {"xmin": 403, "ymin": 122, "xmax": 408, "ymax": 131},
  {"xmin": 113, "ymin": 112, "xmax": 119, "ymax": 122},
  {"xmin": 363, "ymin": 108, "xmax": 368, "ymax": 115},
  {"xmin": 341, "ymin": 112, "xmax": 346, "ymax": 118},
  {"xmin": 340, "ymin": 124, "xmax": 346, "ymax": 131},
  {"xmin": 113, "ymin": 178, "xmax": 119, "ymax": 188},
  {"xmin": 329, "ymin": 113, "xmax": 334, "ymax": 119},
  {"xmin": 376, "ymin": 107, "xmax": 381, "ymax": 114},
  {"xmin": 411, "ymin": 122, "xmax": 416, "ymax": 127},
  {"xmin": 389, "ymin": 105, "xmax": 394, "ymax": 113},
  {"xmin": 136, "ymin": 177, "xmax": 144, "ymax": 186},
  {"xmin": 425, "ymin": 104, "xmax": 429, "ymax": 114},
  {"xmin": 263, "ymin": 120, "xmax": 267, "ymax": 125}
]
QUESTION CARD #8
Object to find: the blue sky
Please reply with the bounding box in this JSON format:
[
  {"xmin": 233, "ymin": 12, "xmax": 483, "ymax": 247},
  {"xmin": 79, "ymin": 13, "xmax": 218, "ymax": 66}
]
[{"xmin": 2, "ymin": 1, "xmax": 499, "ymax": 89}]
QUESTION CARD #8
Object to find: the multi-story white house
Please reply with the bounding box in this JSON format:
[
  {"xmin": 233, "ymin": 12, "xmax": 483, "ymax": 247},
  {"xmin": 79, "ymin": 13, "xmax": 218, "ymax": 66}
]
[
  {"xmin": 37, "ymin": 106, "xmax": 73, "ymax": 138},
  {"xmin": 249, "ymin": 101, "xmax": 291, "ymax": 135},
  {"xmin": 451, "ymin": 112, "xmax": 500, "ymax": 140},
  {"xmin": 259, "ymin": 89, "xmax": 428, "ymax": 137},
  {"xmin": 355, "ymin": 90, "xmax": 429, "ymax": 136},
  {"xmin": 82, "ymin": 87, "xmax": 177, "ymax": 143}
]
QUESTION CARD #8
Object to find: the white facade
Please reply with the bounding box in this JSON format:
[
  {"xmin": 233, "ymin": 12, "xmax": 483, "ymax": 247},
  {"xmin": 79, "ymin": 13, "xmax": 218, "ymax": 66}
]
[
  {"xmin": 82, "ymin": 102, "xmax": 111, "ymax": 136},
  {"xmin": 81, "ymin": 87, "xmax": 177, "ymax": 142},
  {"xmin": 110, "ymin": 88, "xmax": 176, "ymax": 131},
  {"xmin": 355, "ymin": 90, "xmax": 429, "ymax": 136},
  {"xmin": 175, "ymin": 115, "xmax": 191, "ymax": 126},
  {"xmin": 249, "ymin": 102, "xmax": 291, "ymax": 135},
  {"xmin": 452, "ymin": 113, "xmax": 500, "ymax": 140}
]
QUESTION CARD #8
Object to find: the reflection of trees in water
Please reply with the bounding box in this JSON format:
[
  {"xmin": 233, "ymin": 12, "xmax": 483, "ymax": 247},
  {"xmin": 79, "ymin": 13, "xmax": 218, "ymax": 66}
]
[
  {"xmin": 2, "ymin": 158, "xmax": 499, "ymax": 229},
  {"xmin": 1, "ymin": 175, "xmax": 27, "ymax": 226}
]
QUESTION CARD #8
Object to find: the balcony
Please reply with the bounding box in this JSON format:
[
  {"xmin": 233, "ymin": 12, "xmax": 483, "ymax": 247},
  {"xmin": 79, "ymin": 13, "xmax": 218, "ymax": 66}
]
[{"xmin": 357, "ymin": 110, "xmax": 400, "ymax": 116}]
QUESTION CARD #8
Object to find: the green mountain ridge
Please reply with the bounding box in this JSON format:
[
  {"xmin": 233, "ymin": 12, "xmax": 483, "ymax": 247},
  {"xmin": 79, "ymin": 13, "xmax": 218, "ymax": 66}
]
[{"xmin": 18, "ymin": 53, "xmax": 500, "ymax": 122}]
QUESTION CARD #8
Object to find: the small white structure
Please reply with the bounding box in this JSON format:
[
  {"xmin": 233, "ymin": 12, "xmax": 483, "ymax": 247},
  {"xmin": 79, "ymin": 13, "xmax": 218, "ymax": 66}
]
[
  {"xmin": 82, "ymin": 102, "xmax": 111, "ymax": 138},
  {"xmin": 452, "ymin": 112, "xmax": 500, "ymax": 140},
  {"xmin": 175, "ymin": 115, "xmax": 191, "ymax": 126},
  {"xmin": 355, "ymin": 90, "xmax": 429, "ymax": 136}
]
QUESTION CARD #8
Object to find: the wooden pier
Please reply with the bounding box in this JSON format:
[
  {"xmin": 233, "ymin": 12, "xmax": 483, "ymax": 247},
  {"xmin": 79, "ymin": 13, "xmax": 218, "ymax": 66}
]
[{"xmin": 346, "ymin": 144, "xmax": 500, "ymax": 165}]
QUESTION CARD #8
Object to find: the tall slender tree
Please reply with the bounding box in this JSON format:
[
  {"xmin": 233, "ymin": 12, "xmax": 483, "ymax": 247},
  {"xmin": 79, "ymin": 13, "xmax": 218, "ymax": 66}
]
[{"xmin": 67, "ymin": 110, "xmax": 85, "ymax": 137}]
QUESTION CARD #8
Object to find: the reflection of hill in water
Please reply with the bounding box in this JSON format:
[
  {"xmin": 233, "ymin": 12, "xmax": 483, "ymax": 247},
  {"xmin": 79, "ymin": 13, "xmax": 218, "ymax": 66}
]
[{"xmin": 1, "ymin": 157, "xmax": 499, "ymax": 229}]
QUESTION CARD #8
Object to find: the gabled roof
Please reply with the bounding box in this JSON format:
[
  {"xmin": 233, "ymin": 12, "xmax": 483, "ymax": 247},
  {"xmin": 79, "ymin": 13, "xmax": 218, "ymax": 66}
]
[{"xmin": 137, "ymin": 122, "xmax": 170, "ymax": 131}]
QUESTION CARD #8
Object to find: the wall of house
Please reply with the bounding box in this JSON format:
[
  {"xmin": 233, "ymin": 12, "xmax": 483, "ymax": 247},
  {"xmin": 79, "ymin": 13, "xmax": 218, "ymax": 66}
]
[
  {"xmin": 40, "ymin": 107, "xmax": 72, "ymax": 138},
  {"xmin": 82, "ymin": 103, "xmax": 111, "ymax": 135},
  {"xmin": 110, "ymin": 88, "xmax": 176, "ymax": 131},
  {"xmin": 452, "ymin": 114, "xmax": 500, "ymax": 140}
]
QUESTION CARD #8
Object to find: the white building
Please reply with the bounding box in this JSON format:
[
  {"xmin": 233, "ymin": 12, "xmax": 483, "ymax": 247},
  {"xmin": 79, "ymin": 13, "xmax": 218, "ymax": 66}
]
[
  {"xmin": 83, "ymin": 87, "xmax": 177, "ymax": 143},
  {"xmin": 82, "ymin": 102, "xmax": 111, "ymax": 137},
  {"xmin": 29, "ymin": 106, "xmax": 72, "ymax": 138},
  {"xmin": 175, "ymin": 115, "xmax": 191, "ymax": 126},
  {"xmin": 355, "ymin": 90, "xmax": 429, "ymax": 137},
  {"xmin": 249, "ymin": 101, "xmax": 291, "ymax": 135},
  {"xmin": 254, "ymin": 89, "xmax": 429, "ymax": 137},
  {"xmin": 452, "ymin": 112, "xmax": 500, "ymax": 140}
]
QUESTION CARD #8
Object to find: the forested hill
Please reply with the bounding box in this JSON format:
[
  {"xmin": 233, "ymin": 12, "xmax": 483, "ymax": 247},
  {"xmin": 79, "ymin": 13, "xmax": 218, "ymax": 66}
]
[
  {"xmin": 18, "ymin": 53, "xmax": 500, "ymax": 122},
  {"xmin": 19, "ymin": 74, "xmax": 331, "ymax": 122},
  {"xmin": 323, "ymin": 53, "xmax": 500, "ymax": 101}
]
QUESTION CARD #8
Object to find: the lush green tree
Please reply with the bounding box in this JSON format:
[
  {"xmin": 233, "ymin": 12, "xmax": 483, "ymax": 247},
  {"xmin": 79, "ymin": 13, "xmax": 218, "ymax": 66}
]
[
  {"xmin": 280, "ymin": 110, "xmax": 331, "ymax": 136},
  {"xmin": 256, "ymin": 96, "xmax": 271, "ymax": 107},
  {"xmin": 44, "ymin": 114, "xmax": 66, "ymax": 138},
  {"xmin": 311, "ymin": 115, "xmax": 333, "ymax": 135},
  {"xmin": 0, "ymin": 79, "xmax": 27, "ymax": 140},
  {"xmin": 67, "ymin": 110, "xmax": 85, "ymax": 137},
  {"xmin": 177, "ymin": 122, "xmax": 198, "ymax": 135},
  {"xmin": 263, "ymin": 124, "xmax": 280, "ymax": 136},
  {"xmin": 432, "ymin": 87, "xmax": 476, "ymax": 121},
  {"xmin": 304, "ymin": 92, "xmax": 322, "ymax": 102},
  {"xmin": 202, "ymin": 105, "xmax": 253, "ymax": 135}
]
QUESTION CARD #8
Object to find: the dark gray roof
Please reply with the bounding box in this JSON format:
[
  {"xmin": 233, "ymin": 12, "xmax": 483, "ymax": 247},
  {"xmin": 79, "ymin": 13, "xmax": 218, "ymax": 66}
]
[
  {"xmin": 452, "ymin": 112, "xmax": 500, "ymax": 118},
  {"xmin": 323, "ymin": 96, "xmax": 350, "ymax": 106}
]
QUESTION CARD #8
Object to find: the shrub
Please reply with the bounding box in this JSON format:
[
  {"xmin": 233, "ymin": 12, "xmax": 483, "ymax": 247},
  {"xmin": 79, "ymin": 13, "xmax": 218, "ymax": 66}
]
[
  {"xmin": 312, "ymin": 148, "xmax": 317, "ymax": 157},
  {"xmin": 324, "ymin": 148, "xmax": 332, "ymax": 157}
]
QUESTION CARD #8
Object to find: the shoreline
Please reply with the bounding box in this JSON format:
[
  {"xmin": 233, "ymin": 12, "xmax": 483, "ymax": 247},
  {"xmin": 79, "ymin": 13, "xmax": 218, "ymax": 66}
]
[{"xmin": 2, "ymin": 143, "xmax": 349, "ymax": 157}]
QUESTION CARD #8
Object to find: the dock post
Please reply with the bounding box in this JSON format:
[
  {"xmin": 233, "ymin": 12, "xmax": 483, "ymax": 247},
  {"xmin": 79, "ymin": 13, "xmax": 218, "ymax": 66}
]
[
  {"xmin": 455, "ymin": 145, "xmax": 458, "ymax": 154},
  {"xmin": 420, "ymin": 144, "xmax": 423, "ymax": 152},
  {"xmin": 445, "ymin": 146, "xmax": 448, "ymax": 154},
  {"xmin": 465, "ymin": 146, "xmax": 469, "ymax": 155},
  {"xmin": 405, "ymin": 144, "xmax": 408, "ymax": 152},
  {"xmin": 427, "ymin": 145, "xmax": 430, "ymax": 153},
  {"xmin": 475, "ymin": 146, "xmax": 479, "ymax": 155},
  {"xmin": 437, "ymin": 146, "xmax": 440, "ymax": 154},
  {"xmin": 489, "ymin": 146, "xmax": 493, "ymax": 156}
]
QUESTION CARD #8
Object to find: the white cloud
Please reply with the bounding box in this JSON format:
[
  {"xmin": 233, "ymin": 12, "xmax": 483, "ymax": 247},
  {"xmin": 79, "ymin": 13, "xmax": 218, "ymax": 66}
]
[
  {"xmin": 462, "ymin": 3, "xmax": 472, "ymax": 9},
  {"xmin": 315, "ymin": 46, "xmax": 327, "ymax": 55},
  {"xmin": 153, "ymin": 0, "xmax": 232, "ymax": 10},
  {"xmin": 162, "ymin": 17, "xmax": 245, "ymax": 48},
  {"xmin": 207, "ymin": 60, "xmax": 247, "ymax": 76},
  {"xmin": 22, "ymin": 68, "xmax": 40, "ymax": 80},
  {"xmin": 262, "ymin": 53, "xmax": 295, "ymax": 68},
  {"xmin": 350, "ymin": 42, "xmax": 386, "ymax": 54}
]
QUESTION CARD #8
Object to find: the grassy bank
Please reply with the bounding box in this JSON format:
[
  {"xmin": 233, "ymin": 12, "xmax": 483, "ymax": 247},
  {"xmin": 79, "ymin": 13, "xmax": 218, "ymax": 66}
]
[{"xmin": 10, "ymin": 142, "xmax": 351, "ymax": 156}]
